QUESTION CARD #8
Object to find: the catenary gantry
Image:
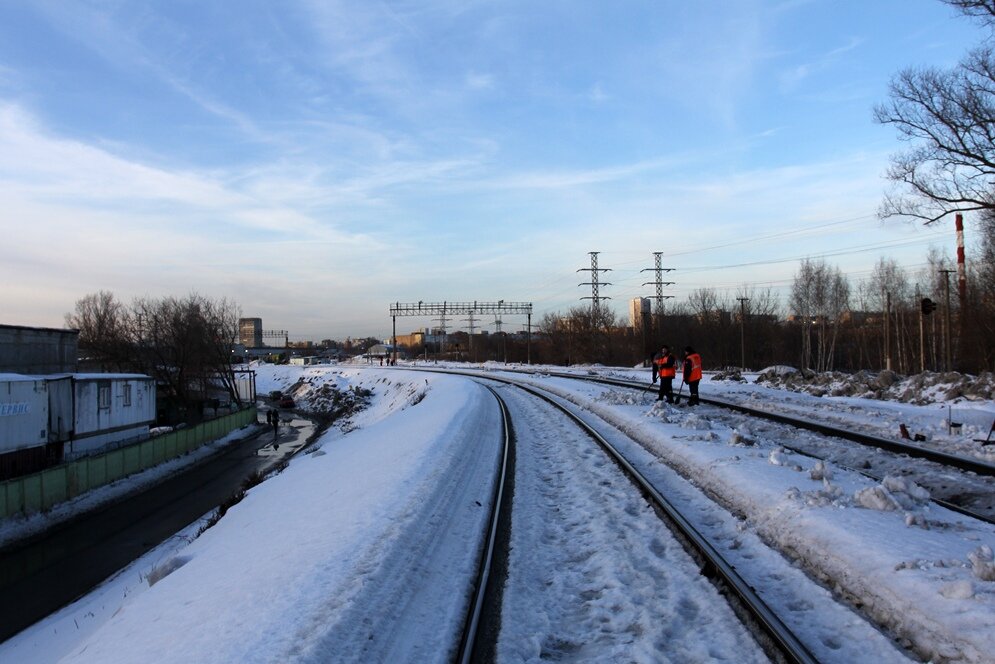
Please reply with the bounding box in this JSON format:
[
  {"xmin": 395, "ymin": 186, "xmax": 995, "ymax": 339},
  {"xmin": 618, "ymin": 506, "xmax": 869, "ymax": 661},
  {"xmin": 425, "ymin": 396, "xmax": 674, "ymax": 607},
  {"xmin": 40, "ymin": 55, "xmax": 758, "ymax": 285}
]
[{"xmin": 388, "ymin": 301, "xmax": 533, "ymax": 364}]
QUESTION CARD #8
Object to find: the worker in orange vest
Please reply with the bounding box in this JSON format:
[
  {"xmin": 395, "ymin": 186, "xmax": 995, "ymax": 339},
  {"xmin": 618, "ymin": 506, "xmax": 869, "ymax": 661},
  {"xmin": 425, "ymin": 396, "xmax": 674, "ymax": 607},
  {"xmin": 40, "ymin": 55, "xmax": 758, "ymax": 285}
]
[
  {"xmin": 682, "ymin": 346, "xmax": 703, "ymax": 406},
  {"xmin": 651, "ymin": 345, "xmax": 677, "ymax": 403}
]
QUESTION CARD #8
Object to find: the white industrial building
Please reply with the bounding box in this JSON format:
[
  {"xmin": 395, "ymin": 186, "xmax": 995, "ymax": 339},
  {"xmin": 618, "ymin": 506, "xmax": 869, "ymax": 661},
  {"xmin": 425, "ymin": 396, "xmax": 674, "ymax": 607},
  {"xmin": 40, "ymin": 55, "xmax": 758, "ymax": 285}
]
[{"xmin": 0, "ymin": 373, "xmax": 156, "ymax": 477}]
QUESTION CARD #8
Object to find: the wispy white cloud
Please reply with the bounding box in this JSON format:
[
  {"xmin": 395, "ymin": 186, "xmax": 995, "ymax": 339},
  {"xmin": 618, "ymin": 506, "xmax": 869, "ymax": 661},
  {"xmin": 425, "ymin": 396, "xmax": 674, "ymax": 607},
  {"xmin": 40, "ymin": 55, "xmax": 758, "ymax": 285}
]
[
  {"xmin": 465, "ymin": 71, "xmax": 494, "ymax": 90},
  {"xmin": 28, "ymin": 1, "xmax": 276, "ymax": 144},
  {"xmin": 479, "ymin": 157, "xmax": 681, "ymax": 191},
  {"xmin": 778, "ymin": 36, "xmax": 864, "ymax": 91},
  {"xmin": 588, "ymin": 82, "xmax": 608, "ymax": 103}
]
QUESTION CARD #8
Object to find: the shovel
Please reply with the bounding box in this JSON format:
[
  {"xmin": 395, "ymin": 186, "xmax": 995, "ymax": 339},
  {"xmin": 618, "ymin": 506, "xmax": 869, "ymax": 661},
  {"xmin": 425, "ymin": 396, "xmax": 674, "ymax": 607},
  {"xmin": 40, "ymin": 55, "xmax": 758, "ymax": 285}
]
[
  {"xmin": 975, "ymin": 419, "xmax": 995, "ymax": 446},
  {"xmin": 673, "ymin": 380, "xmax": 686, "ymax": 405}
]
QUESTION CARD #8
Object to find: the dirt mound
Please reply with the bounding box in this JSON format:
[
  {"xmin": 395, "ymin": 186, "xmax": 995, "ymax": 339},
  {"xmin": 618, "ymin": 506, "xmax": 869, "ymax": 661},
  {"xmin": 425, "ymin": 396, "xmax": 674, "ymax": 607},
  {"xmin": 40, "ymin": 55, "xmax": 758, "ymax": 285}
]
[{"xmin": 753, "ymin": 369, "xmax": 995, "ymax": 405}]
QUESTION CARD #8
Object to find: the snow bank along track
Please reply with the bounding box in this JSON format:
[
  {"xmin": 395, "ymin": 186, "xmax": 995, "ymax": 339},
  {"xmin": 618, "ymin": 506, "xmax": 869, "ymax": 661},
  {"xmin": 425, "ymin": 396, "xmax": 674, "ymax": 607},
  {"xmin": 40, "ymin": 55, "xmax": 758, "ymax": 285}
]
[
  {"xmin": 541, "ymin": 371, "xmax": 995, "ymax": 525},
  {"xmin": 547, "ymin": 371, "xmax": 995, "ymax": 478},
  {"xmin": 449, "ymin": 373, "xmax": 818, "ymax": 664}
]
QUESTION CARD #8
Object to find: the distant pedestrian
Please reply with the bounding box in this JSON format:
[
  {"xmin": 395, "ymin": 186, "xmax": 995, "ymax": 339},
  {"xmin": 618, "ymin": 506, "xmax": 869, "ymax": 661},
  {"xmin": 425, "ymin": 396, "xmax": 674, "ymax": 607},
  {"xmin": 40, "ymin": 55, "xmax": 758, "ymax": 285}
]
[
  {"xmin": 651, "ymin": 345, "xmax": 677, "ymax": 403},
  {"xmin": 271, "ymin": 410, "xmax": 279, "ymax": 437},
  {"xmin": 682, "ymin": 346, "xmax": 702, "ymax": 406}
]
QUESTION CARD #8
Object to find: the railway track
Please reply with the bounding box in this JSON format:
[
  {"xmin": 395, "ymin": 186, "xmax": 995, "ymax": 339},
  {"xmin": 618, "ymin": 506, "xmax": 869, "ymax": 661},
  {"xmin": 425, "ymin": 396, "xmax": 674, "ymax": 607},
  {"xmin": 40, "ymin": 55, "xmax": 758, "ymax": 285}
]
[
  {"xmin": 543, "ymin": 370, "xmax": 995, "ymax": 478},
  {"xmin": 523, "ymin": 369, "xmax": 995, "ymax": 525},
  {"xmin": 434, "ymin": 366, "xmax": 993, "ymax": 663},
  {"xmin": 456, "ymin": 374, "xmax": 822, "ymax": 663}
]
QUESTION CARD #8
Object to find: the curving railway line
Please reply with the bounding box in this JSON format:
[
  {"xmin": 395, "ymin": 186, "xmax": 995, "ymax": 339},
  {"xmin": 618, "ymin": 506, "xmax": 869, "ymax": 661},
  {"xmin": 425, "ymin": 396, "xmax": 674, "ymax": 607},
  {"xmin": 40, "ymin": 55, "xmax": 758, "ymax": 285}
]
[{"xmin": 454, "ymin": 372, "xmax": 912, "ymax": 663}]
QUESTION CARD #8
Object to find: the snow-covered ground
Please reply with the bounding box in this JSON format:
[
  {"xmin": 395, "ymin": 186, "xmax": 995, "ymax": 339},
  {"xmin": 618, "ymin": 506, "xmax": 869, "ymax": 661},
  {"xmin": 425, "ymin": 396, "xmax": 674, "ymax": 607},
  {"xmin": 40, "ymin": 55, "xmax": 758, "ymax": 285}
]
[{"xmin": 2, "ymin": 361, "xmax": 994, "ymax": 663}]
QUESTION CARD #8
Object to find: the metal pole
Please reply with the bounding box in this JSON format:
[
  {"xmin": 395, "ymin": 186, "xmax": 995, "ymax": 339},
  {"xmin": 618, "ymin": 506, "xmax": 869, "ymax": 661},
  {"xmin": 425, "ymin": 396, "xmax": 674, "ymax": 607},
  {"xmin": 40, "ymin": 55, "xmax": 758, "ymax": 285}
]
[
  {"xmin": 884, "ymin": 290, "xmax": 892, "ymax": 371},
  {"xmin": 917, "ymin": 289, "xmax": 924, "ymax": 372},
  {"xmin": 940, "ymin": 269, "xmax": 955, "ymax": 371},
  {"xmin": 392, "ymin": 313, "xmax": 397, "ymax": 365},
  {"xmin": 737, "ymin": 297, "xmax": 749, "ymax": 371},
  {"xmin": 527, "ymin": 313, "xmax": 532, "ymax": 365}
]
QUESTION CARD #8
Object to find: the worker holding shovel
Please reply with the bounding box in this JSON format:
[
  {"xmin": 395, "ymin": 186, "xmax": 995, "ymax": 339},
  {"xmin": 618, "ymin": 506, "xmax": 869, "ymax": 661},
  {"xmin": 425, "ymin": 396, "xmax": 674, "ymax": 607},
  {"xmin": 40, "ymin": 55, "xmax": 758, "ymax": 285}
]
[{"xmin": 682, "ymin": 346, "xmax": 702, "ymax": 406}]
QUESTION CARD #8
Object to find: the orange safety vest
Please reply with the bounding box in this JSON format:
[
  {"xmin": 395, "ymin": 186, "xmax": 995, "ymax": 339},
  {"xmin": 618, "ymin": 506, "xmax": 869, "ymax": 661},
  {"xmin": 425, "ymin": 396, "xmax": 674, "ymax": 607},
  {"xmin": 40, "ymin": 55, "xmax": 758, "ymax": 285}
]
[
  {"xmin": 683, "ymin": 353, "xmax": 702, "ymax": 382},
  {"xmin": 654, "ymin": 353, "xmax": 676, "ymax": 378}
]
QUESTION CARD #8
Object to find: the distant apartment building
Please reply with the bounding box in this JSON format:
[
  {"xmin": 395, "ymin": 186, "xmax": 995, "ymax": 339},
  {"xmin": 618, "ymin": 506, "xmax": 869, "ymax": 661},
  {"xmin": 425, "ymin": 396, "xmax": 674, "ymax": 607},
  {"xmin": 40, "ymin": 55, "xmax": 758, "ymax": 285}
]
[
  {"xmin": 239, "ymin": 318, "xmax": 263, "ymax": 347},
  {"xmin": 629, "ymin": 297, "xmax": 651, "ymax": 329}
]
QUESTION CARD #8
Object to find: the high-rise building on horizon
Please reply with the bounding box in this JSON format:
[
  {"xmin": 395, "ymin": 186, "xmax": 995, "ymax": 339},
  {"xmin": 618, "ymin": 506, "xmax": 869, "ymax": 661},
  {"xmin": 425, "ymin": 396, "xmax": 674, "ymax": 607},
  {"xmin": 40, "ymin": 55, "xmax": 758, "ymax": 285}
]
[
  {"xmin": 239, "ymin": 318, "xmax": 263, "ymax": 347},
  {"xmin": 629, "ymin": 297, "xmax": 650, "ymax": 329}
]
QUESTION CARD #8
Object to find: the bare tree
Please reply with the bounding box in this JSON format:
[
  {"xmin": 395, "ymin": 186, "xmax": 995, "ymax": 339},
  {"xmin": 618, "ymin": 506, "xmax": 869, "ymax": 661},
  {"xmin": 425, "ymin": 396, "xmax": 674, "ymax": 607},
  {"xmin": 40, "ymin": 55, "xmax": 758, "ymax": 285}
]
[
  {"xmin": 944, "ymin": 0, "xmax": 995, "ymax": 23},
  {"xmin": 66, "ymin": 291, "xmax": 245, "ymax": 419},
  {"xmin": 65, "ymin": 291, "xmax": 128, "ymax": 370},
  {"xmin": 876, "ymin": 0, "xmax": 995, "ymax": 223},
  {"xmin": 790, "ymin": 259, "xmax": 850, "ymax": 371}
]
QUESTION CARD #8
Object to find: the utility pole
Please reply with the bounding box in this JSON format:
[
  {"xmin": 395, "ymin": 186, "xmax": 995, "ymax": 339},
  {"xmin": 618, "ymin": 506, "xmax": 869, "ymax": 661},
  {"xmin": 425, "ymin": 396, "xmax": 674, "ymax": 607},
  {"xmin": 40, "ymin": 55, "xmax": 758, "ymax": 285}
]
[
  {"xmin": 639, "ymin": 299, "xmax": 651, "ymax": 365},
  {"xmin": 916, "ymin": 285, "xmax": 924, "ymax": 373},
  {"xmin": 433, "ymin": 304, "xmax": 449, "ymax": 362},
  {"xmin": 578, "ymin": 251, "xmax": 612, "ymax": 364},
  {"xmin": 737, "ymin": 297, "xmax": 749, "ymax": 371},
  {"xmin": 526, "ymin": 312, "xmax": 532, "ymax": 365},
  {"xmin": 462, "ymin": 310, "xmax": 477, "ymax": 362},
  {"xmin": 493, "ymin": 315, "xmax": 507, "ymax": 363},
  {"xmin": 578, "ymin": 251, "xmax": 612, "ymax": 312},
  {"xmin": 640, "ymin": 252, "xmax": 674, "ymax": 344},
  {"xmin": 939, "ymin": 269, "xmax": 955, "ymax": 371},
  {"xmin": 391, "ymin": 305, "xmax": 398, "ymax": 366},
  {"xmin": 884, "ymin": 290, "xmax": 892, "ymax": 372}
]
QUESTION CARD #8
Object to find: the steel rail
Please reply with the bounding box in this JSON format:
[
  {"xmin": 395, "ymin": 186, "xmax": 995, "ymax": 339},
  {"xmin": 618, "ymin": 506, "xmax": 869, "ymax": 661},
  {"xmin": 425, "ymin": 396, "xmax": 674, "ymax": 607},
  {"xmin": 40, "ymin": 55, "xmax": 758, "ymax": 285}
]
[
  {"xmin": 544, "ymin": 371, "xmax": 995, "ymax": 478},
  {"xmin": 436, "ymin": 370, "xmax": 818, "ymax": 664},
  {"xmin": 455, "ymin": 385, "xmax": 511, "ymax": 664},
  {"xmin": 535, "ymin": 371, "xmax": 995, "ymax": 525}
]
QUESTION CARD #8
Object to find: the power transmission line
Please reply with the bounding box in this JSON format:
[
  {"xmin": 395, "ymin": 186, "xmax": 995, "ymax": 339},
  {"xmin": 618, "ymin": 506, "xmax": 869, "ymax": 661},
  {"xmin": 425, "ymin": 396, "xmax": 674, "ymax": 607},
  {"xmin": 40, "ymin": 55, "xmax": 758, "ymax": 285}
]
[{"xmin": 577, "ymin": 251, "xmax": 612, "ymax": 311}]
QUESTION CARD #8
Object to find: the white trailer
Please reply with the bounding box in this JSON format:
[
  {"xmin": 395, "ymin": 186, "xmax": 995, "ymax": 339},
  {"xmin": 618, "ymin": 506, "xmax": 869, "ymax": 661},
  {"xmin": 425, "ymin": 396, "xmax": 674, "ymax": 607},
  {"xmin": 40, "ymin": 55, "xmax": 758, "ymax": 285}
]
[
  {"xmin": 0, "ymin": 374, "xmax": 50, "ymax": 454},
  {"xmin": 64, "ymin": 374, "xmax": 156, "ymax": 458}
]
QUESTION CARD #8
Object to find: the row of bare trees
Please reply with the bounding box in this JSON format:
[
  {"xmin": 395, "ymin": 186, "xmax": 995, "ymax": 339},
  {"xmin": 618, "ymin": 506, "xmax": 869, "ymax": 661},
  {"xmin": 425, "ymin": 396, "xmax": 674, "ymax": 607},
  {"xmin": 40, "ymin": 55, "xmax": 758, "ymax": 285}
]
[
  {"xmin": 517, "ymin": 241, "xmax": 994, "ymax": 373},
  {"xmin": 65, "ymin": 291, "xmax": 244, "ymax": 422}
]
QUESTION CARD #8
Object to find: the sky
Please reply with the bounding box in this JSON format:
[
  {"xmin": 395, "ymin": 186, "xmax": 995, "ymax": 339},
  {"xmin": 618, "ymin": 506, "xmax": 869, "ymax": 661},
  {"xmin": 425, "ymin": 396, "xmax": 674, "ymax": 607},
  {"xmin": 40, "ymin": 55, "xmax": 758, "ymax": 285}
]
[{"xmin": 0, "ymin": 0, "xmax": 986, "ymax": 340}]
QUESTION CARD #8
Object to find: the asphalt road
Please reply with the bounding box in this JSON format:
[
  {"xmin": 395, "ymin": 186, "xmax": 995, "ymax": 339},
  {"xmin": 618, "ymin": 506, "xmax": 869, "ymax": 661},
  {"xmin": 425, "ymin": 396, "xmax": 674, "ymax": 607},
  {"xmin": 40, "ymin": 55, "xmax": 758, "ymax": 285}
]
[{"xmin": 0, "ymin": 411, "xmax": 318, "ymax": 644}]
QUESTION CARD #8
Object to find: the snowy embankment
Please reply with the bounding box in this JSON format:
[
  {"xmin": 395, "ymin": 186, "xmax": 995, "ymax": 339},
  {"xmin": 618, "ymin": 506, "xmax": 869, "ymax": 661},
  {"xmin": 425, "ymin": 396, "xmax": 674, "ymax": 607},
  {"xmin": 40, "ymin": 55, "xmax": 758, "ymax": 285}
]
[
  {"xmin": 504, "ymin": 368, "xmax": 995, "ymax": 664},
  {"xmin": 0, "ymin": 366, "xmax": 500, "ymax": 664}
]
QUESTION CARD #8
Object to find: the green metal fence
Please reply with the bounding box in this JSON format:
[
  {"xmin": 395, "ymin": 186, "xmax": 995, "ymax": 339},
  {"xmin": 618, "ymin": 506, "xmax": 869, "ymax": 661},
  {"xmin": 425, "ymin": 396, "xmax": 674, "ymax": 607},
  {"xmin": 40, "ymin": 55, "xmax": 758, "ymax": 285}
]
[{"xmin": 0, "ymin": 407, "xmax": 258, "ymax": 519}]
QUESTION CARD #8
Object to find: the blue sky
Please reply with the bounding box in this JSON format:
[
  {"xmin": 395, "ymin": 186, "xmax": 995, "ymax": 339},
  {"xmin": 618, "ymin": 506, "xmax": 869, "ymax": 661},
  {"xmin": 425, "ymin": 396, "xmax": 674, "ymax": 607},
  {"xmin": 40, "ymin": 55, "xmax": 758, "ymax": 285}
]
[{"xmin": 0, "ymin": 0, "xmax": 983, "ymax": 339}]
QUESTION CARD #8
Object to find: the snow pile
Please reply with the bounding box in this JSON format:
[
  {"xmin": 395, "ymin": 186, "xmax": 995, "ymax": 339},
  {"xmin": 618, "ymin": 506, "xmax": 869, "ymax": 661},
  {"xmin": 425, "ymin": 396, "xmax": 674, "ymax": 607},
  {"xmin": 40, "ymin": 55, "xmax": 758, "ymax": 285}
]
[
  {"xmin": 940, "ymin": 580, "xmax": 975, "ymax": 600},
  {"xmin": 754, "ymin": 368, "xmax": 995, "ymax": 405},
  {"xmin": 679, "ymin": 412, "xmax": 712, "ymax": 430},
  {"xmin": 854, "ymin": 475, "xmax": 931, "ymax": 512},
  {"xmin": 597, "ymin": 389, "xmax": 646, "ymax": 406},
  {"xmin": 768, "ymin": 447, "xmax": 802, "ymax": 471},
  {"xmin": 727, "ymin": 430, "xmax": 754, "ymax": 447},
  {"xmin": 710, "ymin": 369, "xmax": 747, "ymax": 382},
  {"xmin": 969, "ymin": 545, "xmax": 995, "ymax": 582},
  {"xmin": 809, "ymin": 460, "xmax": 833, "ymax": 481},
  {"xmin": 280, "ymin": 373, "xmax": 373, "ymax": 422},
  {"xmin": 256, "ymin": 366, "xmax": 430, "ymax": 432},
  {"xmin": 785, "ymin": 478, "xmax": 846, "ymax": 508}
]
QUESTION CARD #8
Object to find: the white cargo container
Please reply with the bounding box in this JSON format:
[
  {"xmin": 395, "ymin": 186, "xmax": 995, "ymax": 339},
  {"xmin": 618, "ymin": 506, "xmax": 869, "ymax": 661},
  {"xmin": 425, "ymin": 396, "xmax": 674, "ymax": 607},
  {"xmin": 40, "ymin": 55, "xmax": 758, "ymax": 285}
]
[
  {"xmin": 65, "ymin": 374, "xmax": 156, "ymax": 458},
  {"xmin": 0, "ymin": 374, "xmax": 49, "ymax": 454}
]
